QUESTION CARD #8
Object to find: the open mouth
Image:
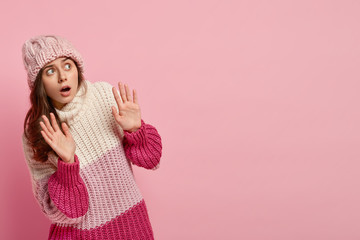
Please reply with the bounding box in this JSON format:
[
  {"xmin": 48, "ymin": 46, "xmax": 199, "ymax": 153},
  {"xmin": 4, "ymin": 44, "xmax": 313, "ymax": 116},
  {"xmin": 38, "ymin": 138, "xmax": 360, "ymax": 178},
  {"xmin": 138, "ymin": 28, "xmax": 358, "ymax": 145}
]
[{"xmin": 60, "ymin": 87, "xmax": 71, "ymax": 92}]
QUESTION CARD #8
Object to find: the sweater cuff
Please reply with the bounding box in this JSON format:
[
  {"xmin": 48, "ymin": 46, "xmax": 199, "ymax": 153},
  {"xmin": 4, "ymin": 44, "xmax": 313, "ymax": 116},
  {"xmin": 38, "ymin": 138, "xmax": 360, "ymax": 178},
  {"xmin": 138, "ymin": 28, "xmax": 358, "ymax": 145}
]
[
  {"xmin": 56, "ymin": 154, "xmax": 81, "ymax": 184},
  {"xmin": 49, "ymin": 154, "xmax": 89, "ymax": 218},
  {"xmin": 123, "ymin": 119, "xmax": 146, "ymax": 145}
]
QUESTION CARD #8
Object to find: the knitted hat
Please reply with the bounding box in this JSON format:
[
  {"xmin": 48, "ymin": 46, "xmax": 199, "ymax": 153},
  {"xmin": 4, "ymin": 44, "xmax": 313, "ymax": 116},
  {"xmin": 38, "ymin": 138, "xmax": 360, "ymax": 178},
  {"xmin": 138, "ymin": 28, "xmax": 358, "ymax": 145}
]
[{"xmin": 22, "ymin": 35, "xmax": 84, "ymax": 89}]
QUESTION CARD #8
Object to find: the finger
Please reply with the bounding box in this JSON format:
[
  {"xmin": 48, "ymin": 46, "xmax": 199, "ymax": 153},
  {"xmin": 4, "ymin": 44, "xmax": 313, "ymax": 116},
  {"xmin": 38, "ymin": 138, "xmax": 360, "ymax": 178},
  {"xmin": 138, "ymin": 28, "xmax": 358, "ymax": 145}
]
[
  {"xmin": 119, "ymin": 82, "xmax": 128, "ymax": 102},
  {"xmin": 112, "ymin": 87, "xmax": 123, "ymax": 111},
  {"xmin": 111, "ymin": 105, "xmax": 118, "ymax": 115},
  {"xmin": 133, "ymin": 89, "xmax": 139, "ymax": 104},
  {"xmin": 40, "ymin": 130, "xmax": 54, "ymax": 148},
  {"xmin": 61, "ymin": 122, "xmax": 72, "ymax": 138},
  {"xmin": 111, "ymin": 106, "xmax": 122, "ymax": 124},
  {"xmin": 42, "ymin": 115, "xmax": 55, "ymax": 135},
  {"xmin": 50, "ymin": 112, "xmax": 60, "ymax": 132},
  {"xmin": 125, "ymin": 84, "xmax": 132, "ymax": 102},
  {"xmin": 40, "ymin": 121, "xmax": 54, "ymax": 141}
]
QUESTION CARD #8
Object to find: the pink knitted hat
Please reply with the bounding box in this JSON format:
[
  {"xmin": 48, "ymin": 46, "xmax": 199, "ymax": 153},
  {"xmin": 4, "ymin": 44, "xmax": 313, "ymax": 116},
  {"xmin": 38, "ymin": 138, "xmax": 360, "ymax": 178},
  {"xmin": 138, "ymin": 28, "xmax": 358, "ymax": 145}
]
[{"xmin": 22, "ymin": 35, "xmax": 84, "ymax": 89}]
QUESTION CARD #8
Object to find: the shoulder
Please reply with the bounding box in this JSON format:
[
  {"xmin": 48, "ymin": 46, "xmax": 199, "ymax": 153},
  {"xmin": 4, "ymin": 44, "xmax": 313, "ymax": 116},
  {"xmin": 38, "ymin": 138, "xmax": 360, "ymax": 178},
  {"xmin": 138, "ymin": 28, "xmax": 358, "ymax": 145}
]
[
  {"xmin": 91, "ymin": 81, "xmax": 116, "ymax": 99},
  {"xmin": 92, "ymin": 81, "xmax": 114, "ymax": 94},
  {"xmin": 21, "ymin": 131, "xmax": 58, "ymax": 167},
  {"xmin": 89, "ymin": 81, "xmax": 117, "ymax": 107},
  {"xmin": 21, "ymin": 131, "xmax": 36, "ymax": 164},
  {"xmin": 21, "ymin": 131, "xmax": 30, "ymax": 150}
]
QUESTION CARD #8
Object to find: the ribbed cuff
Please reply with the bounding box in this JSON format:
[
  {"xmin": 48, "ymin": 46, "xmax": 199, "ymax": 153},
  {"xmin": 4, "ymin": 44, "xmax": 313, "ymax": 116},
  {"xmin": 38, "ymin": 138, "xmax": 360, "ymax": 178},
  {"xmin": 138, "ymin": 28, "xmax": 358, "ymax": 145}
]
[
  {"xmin": 56, "ymin": 154, "xmax": 81, "ymax": 184},
  {"xmin": 123, "ymin": 119, "xmax": 146, "ymax": 145},
  {"xmin": 122, "ymin": 120, "xmax": 162, "ymax": 170},
  {"xmin": 48, "ymin": 154, "xmax": 89, "ymax": 218}
]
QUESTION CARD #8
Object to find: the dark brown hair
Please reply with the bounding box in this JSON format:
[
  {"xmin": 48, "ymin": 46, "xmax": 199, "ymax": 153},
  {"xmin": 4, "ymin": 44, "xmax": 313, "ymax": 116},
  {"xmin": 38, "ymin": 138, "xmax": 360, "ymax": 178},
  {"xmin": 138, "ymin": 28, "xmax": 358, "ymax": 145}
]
[{"xmin": 23, "ymin": 59, "xmax": 87, "ymax": 162}]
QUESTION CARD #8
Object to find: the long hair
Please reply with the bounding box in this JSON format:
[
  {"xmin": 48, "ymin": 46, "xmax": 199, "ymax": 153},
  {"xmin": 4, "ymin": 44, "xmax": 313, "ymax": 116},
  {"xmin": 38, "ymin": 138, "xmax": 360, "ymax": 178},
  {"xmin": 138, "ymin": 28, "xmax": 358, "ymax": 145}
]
[{"xmin": 23, "ymin": 60, "xmax": 87, "ymax": 162}]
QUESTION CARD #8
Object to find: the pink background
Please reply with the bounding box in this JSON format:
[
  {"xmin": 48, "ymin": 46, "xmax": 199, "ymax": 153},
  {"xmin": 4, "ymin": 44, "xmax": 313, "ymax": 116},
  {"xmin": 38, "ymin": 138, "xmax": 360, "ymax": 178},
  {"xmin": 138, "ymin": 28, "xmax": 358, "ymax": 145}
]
[{"xmin": 0, "ymin": 0, "xmax": 359, "ymax": 239}]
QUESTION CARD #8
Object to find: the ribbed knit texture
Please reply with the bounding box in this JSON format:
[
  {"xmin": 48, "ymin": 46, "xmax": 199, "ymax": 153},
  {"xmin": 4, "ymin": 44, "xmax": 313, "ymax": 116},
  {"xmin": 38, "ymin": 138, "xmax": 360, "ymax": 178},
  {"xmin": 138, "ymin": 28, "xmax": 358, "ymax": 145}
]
[{"xmin": 21, "ymin": 80, "xmax": 162, "ymax": 240}]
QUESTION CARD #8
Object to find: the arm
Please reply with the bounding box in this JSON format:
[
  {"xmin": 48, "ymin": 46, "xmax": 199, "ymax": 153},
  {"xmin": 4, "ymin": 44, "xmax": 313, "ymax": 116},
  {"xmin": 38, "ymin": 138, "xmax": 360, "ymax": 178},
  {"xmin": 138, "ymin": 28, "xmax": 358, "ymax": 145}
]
[
  {"xmin": 95, "ymin": 81, "xmax": 162, "ymax": 169},
  {"xmin": 123, "ymin": 119, "xmax": 162, "ymax": 170},
  {"xmin": 22, "ymin": 134, "xmax": 89, "ymax": 224}
]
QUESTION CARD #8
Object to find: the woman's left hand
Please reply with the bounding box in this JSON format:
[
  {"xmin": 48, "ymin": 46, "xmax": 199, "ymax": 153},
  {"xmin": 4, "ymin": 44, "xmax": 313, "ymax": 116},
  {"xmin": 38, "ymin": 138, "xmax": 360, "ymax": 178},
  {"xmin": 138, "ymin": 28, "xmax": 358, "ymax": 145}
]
[{"xmin": 111, "ymin": 82, "xmax": 142, "ymax": 133}]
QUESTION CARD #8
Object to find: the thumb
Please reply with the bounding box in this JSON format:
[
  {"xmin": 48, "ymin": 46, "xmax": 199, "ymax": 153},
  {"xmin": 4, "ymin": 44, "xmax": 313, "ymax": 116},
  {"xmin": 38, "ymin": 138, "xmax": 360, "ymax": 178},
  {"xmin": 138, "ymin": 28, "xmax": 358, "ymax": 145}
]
[{"xmin": 112, "ymin": 106, "xmax": 122, "ymax": 123}]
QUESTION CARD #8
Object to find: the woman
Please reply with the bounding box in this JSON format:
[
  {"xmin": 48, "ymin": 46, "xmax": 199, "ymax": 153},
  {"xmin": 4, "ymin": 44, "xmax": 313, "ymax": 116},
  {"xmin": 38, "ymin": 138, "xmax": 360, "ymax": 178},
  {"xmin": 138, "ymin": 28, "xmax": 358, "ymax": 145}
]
[{"xmin": 21, "ymin": 35, "xmax": 162, "ymax": 239}]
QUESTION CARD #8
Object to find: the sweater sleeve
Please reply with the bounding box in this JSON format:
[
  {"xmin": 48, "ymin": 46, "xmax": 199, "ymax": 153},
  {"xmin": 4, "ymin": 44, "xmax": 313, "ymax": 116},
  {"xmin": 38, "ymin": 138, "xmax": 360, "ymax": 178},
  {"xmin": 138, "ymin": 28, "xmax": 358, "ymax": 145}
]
[
  {"xmin": 122, "ymin": 119, "xmax": 162, "ymax": 170},
  {"xmin": 21, "ymin": 134, "xmax": 89, "ymax": 224},
  {"xmin": 94, "ymin": 81, "xmax": 162, "ymax": 170}
]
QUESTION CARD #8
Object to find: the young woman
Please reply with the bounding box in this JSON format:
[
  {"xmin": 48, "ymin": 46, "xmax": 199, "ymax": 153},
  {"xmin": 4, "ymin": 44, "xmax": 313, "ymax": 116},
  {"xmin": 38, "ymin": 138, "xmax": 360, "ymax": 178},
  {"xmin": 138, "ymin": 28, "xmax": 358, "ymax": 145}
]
[{"xmin": 21, "ymin": 35, "xmax": 162, "ymax": 239}]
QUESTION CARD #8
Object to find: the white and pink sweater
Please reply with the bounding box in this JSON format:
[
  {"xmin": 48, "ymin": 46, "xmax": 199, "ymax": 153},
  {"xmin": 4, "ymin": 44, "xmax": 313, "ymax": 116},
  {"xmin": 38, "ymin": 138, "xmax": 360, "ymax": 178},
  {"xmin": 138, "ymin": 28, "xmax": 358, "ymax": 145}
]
[{"xmin": 21, "ymin": 80, "xmax": 162, "ymax": 239}]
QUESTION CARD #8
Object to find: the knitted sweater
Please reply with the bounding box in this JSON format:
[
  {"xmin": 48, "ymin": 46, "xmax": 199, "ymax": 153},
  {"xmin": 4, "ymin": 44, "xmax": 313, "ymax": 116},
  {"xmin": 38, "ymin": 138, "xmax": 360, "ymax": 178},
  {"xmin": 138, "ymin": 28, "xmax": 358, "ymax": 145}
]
[{"xmin": 21, "ymin": 80, "xmax": 162, "ymax": 240}]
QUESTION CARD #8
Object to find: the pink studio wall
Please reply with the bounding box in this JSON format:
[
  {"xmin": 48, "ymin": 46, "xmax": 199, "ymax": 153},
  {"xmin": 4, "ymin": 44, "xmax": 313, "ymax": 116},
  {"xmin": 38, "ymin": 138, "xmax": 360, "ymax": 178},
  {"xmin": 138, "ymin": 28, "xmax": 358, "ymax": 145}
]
[{"xmin": 0, "ymin": 0, "xmax": 359, "ymax": 239}]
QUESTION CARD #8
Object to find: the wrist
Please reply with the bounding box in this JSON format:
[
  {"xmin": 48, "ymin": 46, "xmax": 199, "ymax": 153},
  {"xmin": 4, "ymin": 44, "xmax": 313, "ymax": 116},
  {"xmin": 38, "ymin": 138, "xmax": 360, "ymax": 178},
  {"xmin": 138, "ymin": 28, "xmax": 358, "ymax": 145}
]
[
  {"xmin": 126, "ymin": 127, "xmax": 140, "ymax": 133},
  {"xmin": 126, "ymin": 122, "xmax": 142, "ymax": 133},
  {"xmin": 63, "ymin": 155, "xmax": 75, "ymax": 164}
]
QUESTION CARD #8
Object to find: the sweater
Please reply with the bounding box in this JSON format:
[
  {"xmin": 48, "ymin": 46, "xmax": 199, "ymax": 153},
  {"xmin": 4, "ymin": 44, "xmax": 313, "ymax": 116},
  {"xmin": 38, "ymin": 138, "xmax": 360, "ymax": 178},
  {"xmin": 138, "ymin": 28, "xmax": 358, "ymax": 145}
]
[{"xmin": 21, "ymin": 80, "xmax": 162, "ymax": 240}]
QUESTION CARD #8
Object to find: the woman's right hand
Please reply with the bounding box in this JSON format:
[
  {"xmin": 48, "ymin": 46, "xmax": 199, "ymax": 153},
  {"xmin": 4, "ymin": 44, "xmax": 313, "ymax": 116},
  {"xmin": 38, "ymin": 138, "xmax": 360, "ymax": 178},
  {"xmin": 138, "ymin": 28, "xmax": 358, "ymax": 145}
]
[{"xmin": 39, "ymin": 112, "xmax": 76, "ymax": 163}]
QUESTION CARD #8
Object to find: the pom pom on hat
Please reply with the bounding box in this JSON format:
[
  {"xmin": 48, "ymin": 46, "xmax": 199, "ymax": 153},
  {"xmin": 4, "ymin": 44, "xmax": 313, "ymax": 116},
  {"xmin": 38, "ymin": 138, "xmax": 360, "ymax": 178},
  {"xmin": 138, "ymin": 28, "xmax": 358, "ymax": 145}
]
[{"xmin": 22, "ymin": 35, "xmax": 84, "ymax": 89}]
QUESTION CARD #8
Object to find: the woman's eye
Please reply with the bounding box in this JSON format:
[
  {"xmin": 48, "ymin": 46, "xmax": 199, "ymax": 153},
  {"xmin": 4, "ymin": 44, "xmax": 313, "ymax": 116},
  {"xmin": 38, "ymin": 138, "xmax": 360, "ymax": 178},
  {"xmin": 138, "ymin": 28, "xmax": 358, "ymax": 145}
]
[
  {"xmin": 65, "ymin": 63, "xmax": 71, "ymax": 70},
  {"xmin": 47, "ymin": 69, "xmax": 54, "ymax": 75}
]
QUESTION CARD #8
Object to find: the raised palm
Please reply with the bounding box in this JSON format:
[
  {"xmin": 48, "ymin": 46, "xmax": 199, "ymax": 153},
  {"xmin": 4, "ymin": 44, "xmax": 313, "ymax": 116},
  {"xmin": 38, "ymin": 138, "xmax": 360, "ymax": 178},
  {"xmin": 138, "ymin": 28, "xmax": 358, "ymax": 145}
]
[
  {"xmin": 39, "ymin": 112, "xmax": 76, "ymax": 163},
  {"xmin": 111, "ymin": 82, "xmax": 142, "ymax": 132}
]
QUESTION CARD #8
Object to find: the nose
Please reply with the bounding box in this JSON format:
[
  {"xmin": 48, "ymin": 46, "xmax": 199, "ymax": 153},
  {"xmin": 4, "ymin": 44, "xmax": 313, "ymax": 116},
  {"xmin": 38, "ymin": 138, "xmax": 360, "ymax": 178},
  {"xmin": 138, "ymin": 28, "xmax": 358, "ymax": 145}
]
[{"xmin": 58, "ymin": 69, "xmax": 67, "ymax": 82}]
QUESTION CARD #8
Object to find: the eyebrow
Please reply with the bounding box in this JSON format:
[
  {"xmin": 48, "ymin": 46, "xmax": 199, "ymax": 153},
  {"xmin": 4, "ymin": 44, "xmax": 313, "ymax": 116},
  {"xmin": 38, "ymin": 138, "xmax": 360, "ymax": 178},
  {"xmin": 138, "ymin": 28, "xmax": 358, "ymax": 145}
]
[{"xmin": 43, "ymin": 57, "xmax": 72, "ymax": 70}]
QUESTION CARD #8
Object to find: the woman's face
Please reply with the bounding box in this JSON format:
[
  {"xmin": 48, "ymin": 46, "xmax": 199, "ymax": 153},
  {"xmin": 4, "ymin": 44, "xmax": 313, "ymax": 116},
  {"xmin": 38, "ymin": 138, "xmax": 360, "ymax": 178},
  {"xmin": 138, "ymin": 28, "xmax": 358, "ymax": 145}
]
[{"xmin": 41, "ymin": 57, "xmax": 79, "ymax": 110}]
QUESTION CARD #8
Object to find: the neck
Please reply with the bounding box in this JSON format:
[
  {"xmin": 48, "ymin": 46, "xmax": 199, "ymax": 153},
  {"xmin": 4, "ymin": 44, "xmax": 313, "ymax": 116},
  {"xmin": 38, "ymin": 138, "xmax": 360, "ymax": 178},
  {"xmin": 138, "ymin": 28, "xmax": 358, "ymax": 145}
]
[{"xmin": 54, "ymin": 80, "xmax": 89, "ymax": 125}]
